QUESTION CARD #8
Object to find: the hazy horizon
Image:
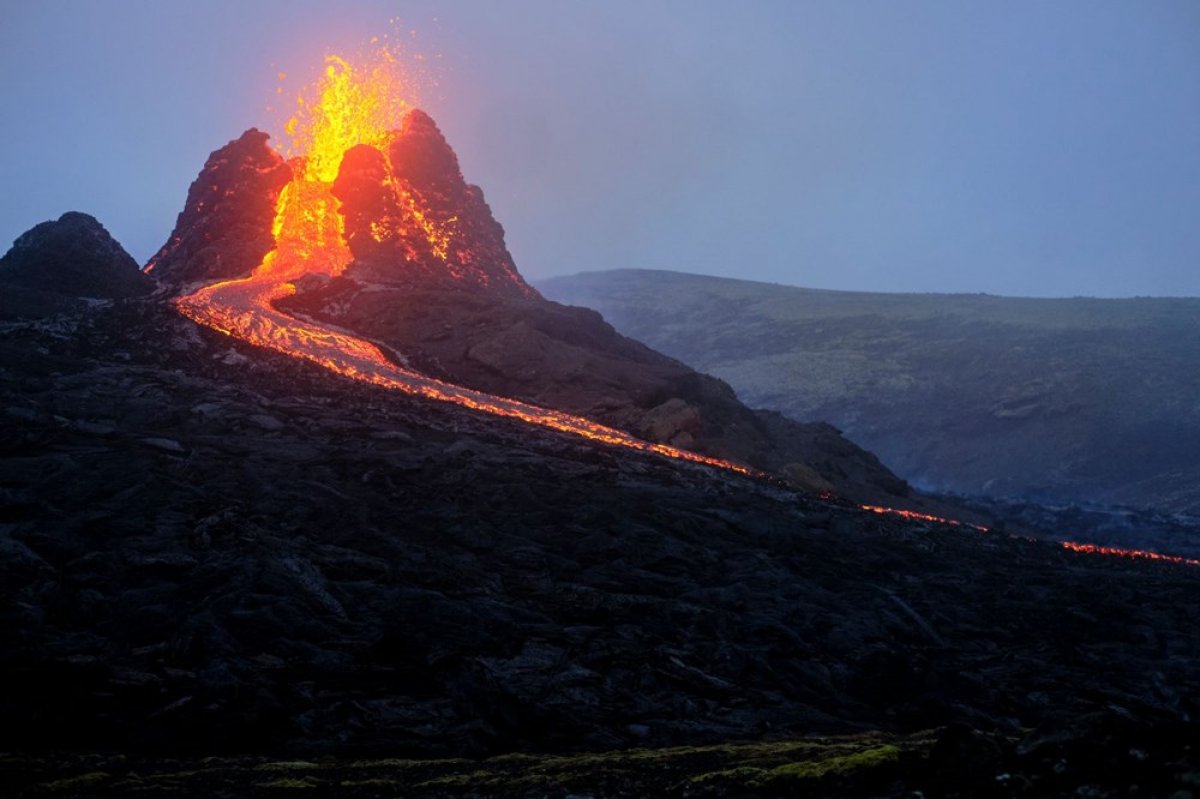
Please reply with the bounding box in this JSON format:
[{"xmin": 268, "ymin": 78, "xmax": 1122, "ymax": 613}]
[
  {"xmin": 540, "ymin": 267, "xmax": 1200, "ymax": 301},
  {"xmin": 2, "ymin": 1, "xmax": 1198, "ymax": 299}
]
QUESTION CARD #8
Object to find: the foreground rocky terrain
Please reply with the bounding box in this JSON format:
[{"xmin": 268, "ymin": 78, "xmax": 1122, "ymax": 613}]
[
  {"xmin": 2, "ymin": 290, "xmax": 1199, "ymax": 795},
  {"xmin": 3, "ymin": 113, "xmax": 1199, "ymax": 794},
  {"xmin": 541, "ymin": 269, "xmax": 1200, "ymax": 517},
  {"xmin": 9, "ymin": 719, "xmax": 1200, "ymax": 798}
]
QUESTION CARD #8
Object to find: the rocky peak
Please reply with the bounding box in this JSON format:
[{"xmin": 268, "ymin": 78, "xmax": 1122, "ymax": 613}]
[
  {"xmin": 0, "ymin": 211, "xmax": 149, "ymax": 299},
  {"xmin": 335, "ymin": 109, "xmax": 536, "ymax": 298},
  {"xmin": 150, "ymin": 116, "xmax": 534, "ymax": 299},
  {"xmin": 147, "ymin": 128, "xmax": 291, "ymax": 288},
  {"xmin": 332, "ymin": 143, "xmax": 437, "ymax": 274},
  {"xmin": 387, "ymin": 109, "xmax": 463, "ymax": 197}
]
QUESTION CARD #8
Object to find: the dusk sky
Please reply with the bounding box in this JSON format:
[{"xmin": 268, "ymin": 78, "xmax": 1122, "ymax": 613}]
[{"xmin": 2, "ymin": 1, "xmax": 1197, "ymax": 298}]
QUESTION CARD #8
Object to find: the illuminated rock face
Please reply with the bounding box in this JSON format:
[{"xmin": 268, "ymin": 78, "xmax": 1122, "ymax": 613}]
[
  {"xmin": 0, "ymin": 211, "xmax": 149, "ymax": 299},
  {"xmin": 151, "ymin": 110, "xmax": 532, "ymax": 298},
  {"xmin": 147, "ymin": 129, "xmax": 291, "ymax": 286},
  {"xmin": 334, "ymin": 110, "xmax": 536, "ymax": 298},
  {"xmin": 153, "ymin": 110, "xmax": 905, "ymax": 495}
]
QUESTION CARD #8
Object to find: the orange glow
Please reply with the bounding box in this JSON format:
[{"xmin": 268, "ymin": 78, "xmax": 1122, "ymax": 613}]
[
  {"xmin": 286, "ymin": 54, "xmax": 410, "ymax": 183},
  {"xmin": 267, "ymin": 49, "xmax": 440, "ymax": 287},
  {"xmin": 175, "ymin": 49, "xmax": 757, "ymax": 479},
  {"xmin": 860, "ymin": 504, "xmax": 991, "ymax": 532},
  {"xmin": 860, "ymin": 503, "xmax": 1199, "ymax": 568},
  {"xmin": 176, "ymin": 278, "xmax": 755, "ymax": 476},
  {"xmin": 1060, "ymin": 540, "xmax": 1200, "ymax": 567}
]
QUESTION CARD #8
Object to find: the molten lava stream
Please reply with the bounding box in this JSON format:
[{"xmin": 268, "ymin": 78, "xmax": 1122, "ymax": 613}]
[
  {"xmin": 176, "ymin": 277, "xmax": 756, "ymax": 477},
  {"xmin": 860, "ymin": 503, "xmax": 1200, "ymax": 568}
]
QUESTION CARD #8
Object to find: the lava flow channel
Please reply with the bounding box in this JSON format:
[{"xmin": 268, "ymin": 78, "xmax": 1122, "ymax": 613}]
[
  {"xmin": 178, "ymin": 278, "xmax": 753, "ymax": 476},
  {"xmin": 175, "ymin": 52, "xmax": 755, "ymax": 478},
  {"xmin": 860, "ymin": 504, "xmax": 1200, "ymax": 567}
]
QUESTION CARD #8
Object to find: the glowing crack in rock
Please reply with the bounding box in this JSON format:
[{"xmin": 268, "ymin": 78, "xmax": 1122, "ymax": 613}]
[{"xmin": 175, "ymin": 50, "xmax": 756, "ymax": 478}]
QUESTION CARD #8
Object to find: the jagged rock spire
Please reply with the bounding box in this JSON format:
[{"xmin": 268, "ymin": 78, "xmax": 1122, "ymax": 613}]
[
  {"xmin": 147, "ymin": 129, "xmax": 291, "ymax": 287},
  {"xmin": 335, "ymin": 109, "xmax": 537, "ymax": 298}
]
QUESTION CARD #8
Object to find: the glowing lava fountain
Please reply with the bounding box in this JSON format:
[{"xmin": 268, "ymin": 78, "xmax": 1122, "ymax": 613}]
[{"xmin": 174, "ymin": 52, "xmax": 754, "ymax": 477}]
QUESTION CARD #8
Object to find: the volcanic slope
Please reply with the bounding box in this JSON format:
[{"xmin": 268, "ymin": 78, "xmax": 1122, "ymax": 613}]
[
  {"xmin": 2, "ymin": 267, "xmax": 1200, "ymax": 797},
  {"xmin": 541, "ymin": 269, "xmax": 1200, "ymax": 515},
  {"xmin": 3, "ymin": 87, "xmax": 1199, "ymax": 792},
  {"xmin": 153, "ymin": 114, "xmax": 912, "ymax": 506}
]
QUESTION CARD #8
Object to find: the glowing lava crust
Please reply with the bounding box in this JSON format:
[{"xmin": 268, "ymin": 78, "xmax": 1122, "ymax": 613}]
[{"xmin": 174, "ymin": 53, "xmax": 755, "ymax": 478}]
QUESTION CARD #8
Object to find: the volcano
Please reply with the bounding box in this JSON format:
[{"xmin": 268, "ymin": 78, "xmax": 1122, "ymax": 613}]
[
  {"xmin": 143, "ymin": 53, "xmax": 913, "ymax": 505},
  {"xmin": 3, "ymin": 51, "xmax": 1200, "ymax": 798}
]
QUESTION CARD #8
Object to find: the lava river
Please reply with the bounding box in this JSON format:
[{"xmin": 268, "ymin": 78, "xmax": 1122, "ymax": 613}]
[{"xmin": 176, "ymin": 274, "xmax": 754, "ymax": 476}]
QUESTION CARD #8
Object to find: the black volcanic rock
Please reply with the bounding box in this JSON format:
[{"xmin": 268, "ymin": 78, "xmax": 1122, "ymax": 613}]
[
  {"xmin": 290, "ymin": 111, "xmax": 907, "ymax": 501},
  {"xmin": 334, "ymin": 109, "xmax": 535, "ymax": 298},
  {"xmin": 0, "ymin": 212, "xmax": 148, "ymax": 299},
  {"xmin": 280, "ymin": 279, "xmax": 915, "ymax": 505},
  {"xmin": 144, "ymin": 113, "xmax": 903, "ymax": 500},
  {"xmin": 387, "ymin": 109, "xmax": 464, "ymax": 193},
  {"xmin": 1, "ymin": 297, "xmax": 1199, "ymax": 769},
  {"xmin": 147, "ymin": 128, "xmax": 291, "ymax": 287}
]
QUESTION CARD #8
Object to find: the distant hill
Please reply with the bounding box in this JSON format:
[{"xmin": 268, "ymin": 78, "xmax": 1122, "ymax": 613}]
[{"xmin": 540, "ymin": 269, "xmax": 1200, "ymax": 515}]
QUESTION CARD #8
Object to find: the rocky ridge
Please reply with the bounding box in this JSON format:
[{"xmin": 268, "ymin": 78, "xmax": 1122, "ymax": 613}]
[
  {"xmin": 145, "ymin": 128, "xmax": 291, "ymax": 286},
  {"xmin": 541, "ymin": 268, "xmax": 1200, "ymax": 517},
  {"xmin": 334, "ymin": 110, "xmax": 535, "ymax": 297},
  {"xmin": 278, "ymin": 279, "xmax": 910, "ymax": 503},
  {"xmin": 0, "ymin": 211, "xmax": 149, "ymax": 299}
]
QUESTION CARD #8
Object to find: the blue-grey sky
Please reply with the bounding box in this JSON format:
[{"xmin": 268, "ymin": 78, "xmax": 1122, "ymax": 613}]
[{"xmin": 2, "ymin": 1, "xmax": 1197, "ymax": 297}]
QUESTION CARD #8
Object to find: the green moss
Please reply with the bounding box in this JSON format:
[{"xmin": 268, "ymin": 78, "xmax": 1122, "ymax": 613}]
[
  {"xmin": 256, "ymin": 776, "xmax": 321, "ymax": 789},
  {"xmin": 688, "ymin": 765, "xmax": 768, "ymax": 785},
  {"xmin": 763, "ymin": 744, "xmax": 901, "ymax": 783},
  {"xmin": 482, "ymin": 752, "xmax": 541, "ymax": 765},
  {"xmin": 348, "ymin": 756, "xmax": 472, "ymax": 769},
  {"xmin": 40, "ymin": 771, "xmax": 113, "ymax": 791},
  {"xmin": 414, "ymin": 769, "xmax": 507, "ymax": 789},
  {"xmin": 255, "ymin": 760, "xmax": 321, "ymax": 771},
  {"xmin": 16, "ymin": 731, "xmax": 936, "ymax": 796}
]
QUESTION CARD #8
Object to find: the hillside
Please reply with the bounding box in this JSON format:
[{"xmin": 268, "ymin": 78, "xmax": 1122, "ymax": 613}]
[
  {"xmin": 3, "ymin": 268, "xmax": 1200, "ymax": 797},
  {"xmin": 540, "ymin": 269, "xmax": 1200, "ymax": 515},
  {"xmin": 5, "ymin": 106, "xmax": 1200, "ymax": 795}
]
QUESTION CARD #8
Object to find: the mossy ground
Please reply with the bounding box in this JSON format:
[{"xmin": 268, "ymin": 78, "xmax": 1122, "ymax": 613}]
[{"xmin": 1, "ymin": 730, "xmax": 936, "ymax": 798}]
